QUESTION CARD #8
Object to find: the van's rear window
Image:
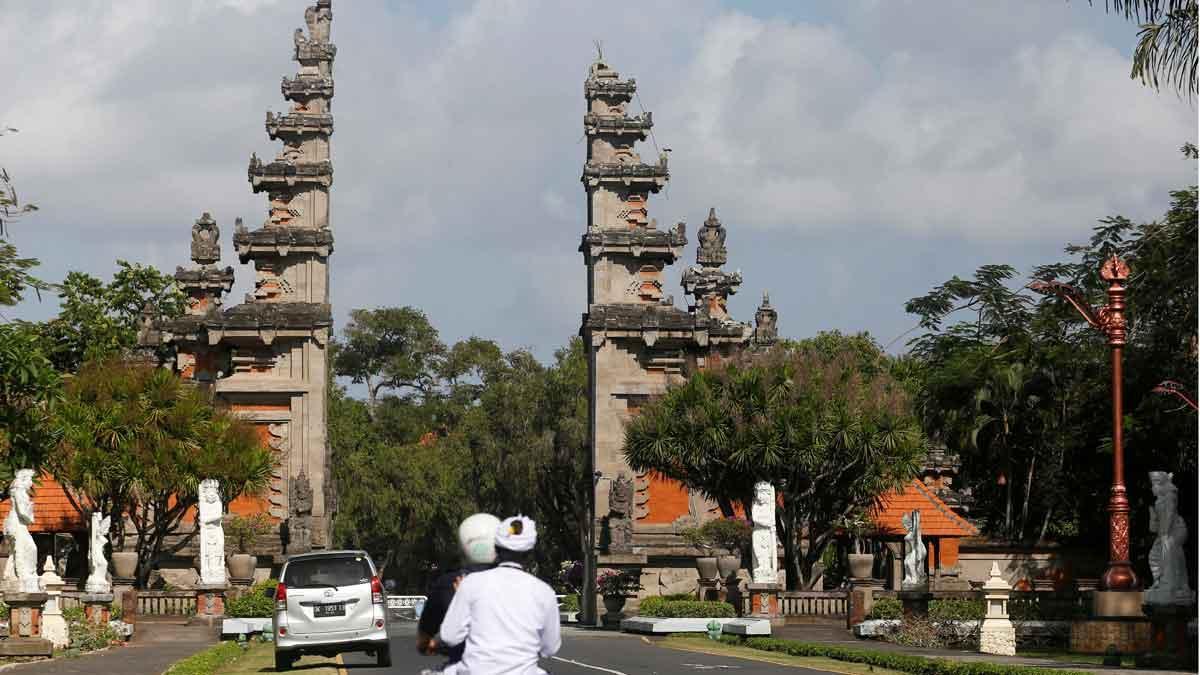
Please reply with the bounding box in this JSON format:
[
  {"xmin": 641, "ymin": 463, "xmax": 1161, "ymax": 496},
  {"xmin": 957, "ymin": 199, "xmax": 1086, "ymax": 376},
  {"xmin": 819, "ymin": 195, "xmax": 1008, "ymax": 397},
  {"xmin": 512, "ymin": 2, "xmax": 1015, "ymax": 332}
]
[{"xmin": 283, "ymin": 556, "xmax": 373, "ymax": 588}]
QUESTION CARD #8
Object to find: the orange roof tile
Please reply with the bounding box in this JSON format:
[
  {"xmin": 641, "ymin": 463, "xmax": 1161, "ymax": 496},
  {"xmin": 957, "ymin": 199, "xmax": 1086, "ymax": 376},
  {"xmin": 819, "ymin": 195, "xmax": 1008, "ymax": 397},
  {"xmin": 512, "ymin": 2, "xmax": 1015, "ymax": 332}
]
[
  {"xmin": 871, "ymin": 479, "xmax": 979, "ymax": 538},
  {"xmin": 0, "ymin": 473, "xmax": 87, "ymax": 532}
]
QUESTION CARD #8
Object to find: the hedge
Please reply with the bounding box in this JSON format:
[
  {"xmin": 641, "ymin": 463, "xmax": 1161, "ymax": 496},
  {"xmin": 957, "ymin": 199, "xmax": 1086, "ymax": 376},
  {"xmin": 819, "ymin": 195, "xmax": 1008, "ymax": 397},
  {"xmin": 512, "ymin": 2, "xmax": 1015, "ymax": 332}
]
[
  {"xmin": 639, "ymin": 597, "xmax": 735, "ymax": 618},
  {"xmin": 226, "ymin": 579, "xmax": 279, "ymax": 618},
  {"xmin": 715, "ymin": 635, "xmax": 1087, "ymax": 675},
  {"xmin": 163, "ymin": 640, "xmax": 247, "ymax": 675}
]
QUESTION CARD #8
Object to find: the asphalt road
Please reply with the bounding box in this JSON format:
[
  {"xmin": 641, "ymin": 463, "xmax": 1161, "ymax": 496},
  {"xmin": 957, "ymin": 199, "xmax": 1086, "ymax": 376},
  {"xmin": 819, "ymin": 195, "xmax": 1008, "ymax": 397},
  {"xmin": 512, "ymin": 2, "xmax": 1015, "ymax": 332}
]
[{"xmin": 339, "ymin": 621, "xmax": 834, "ymax": 674}]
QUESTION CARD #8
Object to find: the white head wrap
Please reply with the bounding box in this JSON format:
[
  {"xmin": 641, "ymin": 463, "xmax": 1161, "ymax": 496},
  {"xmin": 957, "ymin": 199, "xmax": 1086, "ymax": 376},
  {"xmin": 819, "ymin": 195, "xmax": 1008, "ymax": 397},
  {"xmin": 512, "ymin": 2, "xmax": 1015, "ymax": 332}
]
[
  {"xmin": 495, "ymin": 515, "xmax": 537, "ymax": 553},
  {"xmin": 458, "ymin": 513, "xmax": 501, "ymax": 565}
]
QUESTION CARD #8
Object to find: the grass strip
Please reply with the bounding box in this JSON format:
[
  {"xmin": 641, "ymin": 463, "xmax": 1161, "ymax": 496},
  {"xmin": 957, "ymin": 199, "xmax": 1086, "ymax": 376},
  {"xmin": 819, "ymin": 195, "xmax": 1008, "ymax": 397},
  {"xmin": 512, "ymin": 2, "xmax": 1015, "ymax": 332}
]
[
  {"xmin": 663, "ymin": 635, "xmax": 907, "ymax": 675},
  {"xmin": 162, "ymin": 640, "xmax": 247, "ymax": 675},
  {"xmin": 685, "ymin": 635, "xmax": 1090, "ymax": 675}
]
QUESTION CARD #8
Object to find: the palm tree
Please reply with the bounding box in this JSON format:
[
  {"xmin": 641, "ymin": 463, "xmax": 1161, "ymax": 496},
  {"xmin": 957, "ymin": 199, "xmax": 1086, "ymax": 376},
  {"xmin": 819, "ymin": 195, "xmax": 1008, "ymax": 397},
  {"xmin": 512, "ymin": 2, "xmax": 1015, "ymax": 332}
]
[{"xmin": 1096, "ymin": 0, "xmax": 1198, "ymax": 97}]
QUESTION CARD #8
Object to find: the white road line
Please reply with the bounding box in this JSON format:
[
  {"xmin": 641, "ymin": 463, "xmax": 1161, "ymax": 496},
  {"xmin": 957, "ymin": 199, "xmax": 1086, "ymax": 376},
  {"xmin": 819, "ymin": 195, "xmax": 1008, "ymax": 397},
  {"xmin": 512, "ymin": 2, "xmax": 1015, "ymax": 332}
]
[{"xmin": 550, "ymin": 655, "xmax": 631, "ymax": 674}]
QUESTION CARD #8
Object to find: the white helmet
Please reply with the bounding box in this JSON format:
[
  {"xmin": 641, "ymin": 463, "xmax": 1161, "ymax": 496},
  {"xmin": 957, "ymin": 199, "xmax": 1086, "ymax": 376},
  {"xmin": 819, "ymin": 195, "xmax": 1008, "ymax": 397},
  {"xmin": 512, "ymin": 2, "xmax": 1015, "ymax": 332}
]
[{"xmin": 458, "ymin": 513, "xmax": 501, "ymax": 565}]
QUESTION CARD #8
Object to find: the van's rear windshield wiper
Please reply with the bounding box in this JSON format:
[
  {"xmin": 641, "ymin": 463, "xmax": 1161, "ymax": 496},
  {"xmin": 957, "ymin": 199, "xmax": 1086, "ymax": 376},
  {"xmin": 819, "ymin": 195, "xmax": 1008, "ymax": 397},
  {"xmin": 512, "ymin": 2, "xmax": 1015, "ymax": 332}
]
[{"xmin": 290, "ymin": 582, "xmax": 340, "ymax": 590}]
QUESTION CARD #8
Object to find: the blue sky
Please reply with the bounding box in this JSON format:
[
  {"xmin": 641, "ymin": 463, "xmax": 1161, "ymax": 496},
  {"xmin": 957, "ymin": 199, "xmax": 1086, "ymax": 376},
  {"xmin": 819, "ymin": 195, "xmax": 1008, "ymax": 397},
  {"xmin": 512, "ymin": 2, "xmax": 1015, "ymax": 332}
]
[{"xmin": 1, "ymin": 0, "xmax": 1194, "ymax": 361}]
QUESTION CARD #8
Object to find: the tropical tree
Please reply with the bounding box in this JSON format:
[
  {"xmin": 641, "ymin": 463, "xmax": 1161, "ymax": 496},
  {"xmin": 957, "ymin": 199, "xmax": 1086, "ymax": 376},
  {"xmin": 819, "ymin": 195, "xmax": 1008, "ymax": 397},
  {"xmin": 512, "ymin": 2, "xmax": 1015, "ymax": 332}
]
[
  {"xmin": 332, "ymin": 307, "xmax": 445, "ymax": 413},
  {"xmin": 624, "ymin": 332, "xmax": 925, "ymax": 589},
  {"xmin": 0, "ymin": 323, "xmax": 60, "ymax": 491},
  {"xmin": 1094, "ymin": 0, "xmax": 1198, "ymax": 97},
  {"xmin": 0, "ymin": 127, "xmax": 45, "ymax": 307},
  {"xmin": 50, "ymin": 359, "xmax": 272, "ymax": 586}
]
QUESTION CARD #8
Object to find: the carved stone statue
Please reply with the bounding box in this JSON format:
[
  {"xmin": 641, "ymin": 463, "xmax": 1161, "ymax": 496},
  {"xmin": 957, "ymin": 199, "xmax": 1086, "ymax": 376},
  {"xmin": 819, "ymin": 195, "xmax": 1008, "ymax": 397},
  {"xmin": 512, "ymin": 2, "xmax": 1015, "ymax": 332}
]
[
  {"xmin": 85, "ymin": 512, "xmax": 112, "ymax": 593},
  {"xmin": 608, "ymin": 473, "xmax": 635, "ymax": 553},
  {"xmin": 305, "ymin": 1, "xmax": 333, "ymax": 43},
  {"xmin": 696, "ymin": 208, "xmax": 728, "ymax": 267},
  {"xmin": 287, "ymin": 470, "xmax": 315, "ymax": 554},
  {"xmin": 4, "ymin": 469, "xmax": 41, "ymax": 592},
  {"xmin": 191, "ymin": 212, "xmax": 221, "ymax": 266},
  {"xmin": 198, "ymin": 479, "xmax": 226, "ymax": 585},
  {"xmin": 901, "ymin": 509, "xmax": 927, "ymax": 589},
  {"xmin": 1146, "ymin": 471, "xmax": 1192, "ymax": 605},
  {"xmin": 750, "ymin": 481, "xmax": 778, "ymax": 584}
]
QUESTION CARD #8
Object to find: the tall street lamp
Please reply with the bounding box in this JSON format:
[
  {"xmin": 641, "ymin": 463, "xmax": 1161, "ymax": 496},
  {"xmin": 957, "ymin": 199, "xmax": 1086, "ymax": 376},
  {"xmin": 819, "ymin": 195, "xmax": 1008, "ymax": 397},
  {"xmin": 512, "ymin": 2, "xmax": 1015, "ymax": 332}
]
[{"xmin": 1029, "ymin": 254, "xmax": 1138, "ymax": 591}]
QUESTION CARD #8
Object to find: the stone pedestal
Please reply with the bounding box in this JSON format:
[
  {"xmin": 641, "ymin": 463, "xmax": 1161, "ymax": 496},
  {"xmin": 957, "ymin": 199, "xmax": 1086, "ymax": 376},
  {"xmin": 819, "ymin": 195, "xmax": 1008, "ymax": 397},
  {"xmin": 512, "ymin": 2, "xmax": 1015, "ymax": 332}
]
[
  {"xmin": 82, "ymin": 593, "xmax": 115, "ymax": 626},
  {"xmin": 1140, "ymin": 604, "xmax": 1198, "ymax": 668},
  {"xmin": 847, "ymin": 580, "xmax": 873, "ymax": 628},
  {"xmin": 0, "ymin": 592, "xmax": 52, "ymax": 657},
  {"xmin": 979, "ymin": 563, "xmax": 1016, "ymax": 656},
  {"xmin": 195, "ymin": 583, "xmax": 228, "ymax": 620},
  {"xmin": 1069, "ymin": 617, "xmax": 1151, "ymax": 654},
  {"xmin": 39, "ymin": 565, "xmax": 69, "ymax": 649},
  {"xmin": 746, "ymin": 582, "xmax": 783, "ymax": 627},
  {"xmin": 898, "ymin": 588, "xmax": 933, "ymax": 619},
  {"xmin": 697, "ymin": 578, "xmax": 721, "ymax": 602},
  {"xmin": 1093, "ymin": 590, "xmax": 1144, "ymax": 617}
]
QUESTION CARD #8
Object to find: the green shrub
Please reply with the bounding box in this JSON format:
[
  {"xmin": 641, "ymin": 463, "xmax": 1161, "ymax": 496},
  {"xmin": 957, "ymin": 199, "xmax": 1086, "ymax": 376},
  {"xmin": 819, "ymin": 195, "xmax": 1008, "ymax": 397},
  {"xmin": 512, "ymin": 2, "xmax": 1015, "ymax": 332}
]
[
  {"xmin": 64, "ymin": 605, "xmax": 119, "ymax": 652},
  {"xmin": 866, "ymin": 597, "xmax": 901, "ymax": 620},
  {"xmin": 640, "ymin": 598, "xmax": 735, "ymax": 618},
  {"xmin": 226, "ymin": 578, "xmax": 279, "ymax": 618},
  {"xmin": 110, "ymin": 601, "xmax": 123, "ymax": 621},
  {"xmin": 663, "ymin": 593, "xmax": 695, "ymax": 601},
  {"xmin": 710, "ymin": 635, "xmax": 1087, "ymax": 675},
  {"xmin": 559, "ymin": 594, "xmax": 580, "ymax": 612},
  {"xmin": 929, "ymin": 598, "xmax": 985, "ymax": 622}
]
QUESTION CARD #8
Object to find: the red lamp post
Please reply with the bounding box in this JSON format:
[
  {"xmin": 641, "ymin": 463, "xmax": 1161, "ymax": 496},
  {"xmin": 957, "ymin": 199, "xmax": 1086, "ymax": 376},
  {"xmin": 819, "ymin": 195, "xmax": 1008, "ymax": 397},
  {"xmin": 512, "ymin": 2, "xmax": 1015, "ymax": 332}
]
[{"xmin": 1029, "ymin": 254, "xmax": 1138, "ymax": 591}]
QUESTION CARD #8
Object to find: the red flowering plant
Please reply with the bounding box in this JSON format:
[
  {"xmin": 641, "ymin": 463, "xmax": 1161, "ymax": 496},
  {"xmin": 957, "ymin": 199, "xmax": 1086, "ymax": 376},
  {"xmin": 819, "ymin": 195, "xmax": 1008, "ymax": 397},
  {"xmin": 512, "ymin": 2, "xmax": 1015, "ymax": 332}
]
[{"xmin": 595, "ymin": 569, "xmax": 643, "ymax": 598}]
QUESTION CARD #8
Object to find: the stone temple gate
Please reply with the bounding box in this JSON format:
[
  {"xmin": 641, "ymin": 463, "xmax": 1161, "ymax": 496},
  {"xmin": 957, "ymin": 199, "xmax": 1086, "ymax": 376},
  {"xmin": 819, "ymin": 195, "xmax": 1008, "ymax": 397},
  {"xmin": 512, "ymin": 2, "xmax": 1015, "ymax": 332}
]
[
  {"xmin": 578, "ymin": 57, "xmax": 778, "ymax": 618},
  {"xmin": 141, "ymin": 0, "xmax": 337, "ymax": 563}
]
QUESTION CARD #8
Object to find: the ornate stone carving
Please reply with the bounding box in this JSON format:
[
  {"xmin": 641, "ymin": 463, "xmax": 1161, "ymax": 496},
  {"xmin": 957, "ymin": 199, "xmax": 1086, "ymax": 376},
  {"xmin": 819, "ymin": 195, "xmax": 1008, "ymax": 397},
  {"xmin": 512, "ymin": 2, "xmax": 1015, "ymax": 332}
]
[
  {"xmin": 1146, "ymin": 471, "xmax": 1192, "ymax": 605},
  {"xmin": 4, "ymin": 470, "xmax": 40, "ymax": 592},
  {"xmin": 304, "ymin": 1, "xmax": 333, "ymax": 44},
  {"xmin": 979, "ymin": 562, "xmax": 1016, "ymax": 656},
  {"xmin": 287, "ymin": 469, "xmax": 314, "ymax": 555},
  {"xmin": 198, "ymin": 479, "xmax": 226, "ymax": 585},
  {"xmin": 608, "ymin": 472, "xmax": 635, "ymax": 553},
  {"xmin": 85, "ymin": 512, "xmax": 112, "ymax": 593},
  {"xmin": 191, "ymin": 212, "xmax": 221, "ymax": 266},
  {"xmin": 754, "ymin": 291, "xmax": 778, "ymax": 347},
  {"xmin": 901, "ymin": 509, "xmax": 927, "ymax": 589},
  {"xmin": 751, "ymin": 482, "xmax": 778, "ymax": 584}
]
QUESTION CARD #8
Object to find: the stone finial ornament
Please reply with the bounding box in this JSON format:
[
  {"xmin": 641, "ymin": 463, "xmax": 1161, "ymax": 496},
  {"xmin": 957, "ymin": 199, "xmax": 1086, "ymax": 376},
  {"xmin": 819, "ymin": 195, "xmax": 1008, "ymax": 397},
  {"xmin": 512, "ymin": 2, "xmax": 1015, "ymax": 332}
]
[
  {"xmin": 4, "ymin": 469, "xmax": 40, "ymax": 592},
  {"xmin": 750, "ymin": 481, "xmax": 778, "ymax": 584},
  {"xmin": 191, "ymin": 212, "xmax": 221, "ymax": 266},
  {"xmin": 696, "ymin": 208, "xmax": 728, "ymax": 268},
  {"xmin": 979, "ymin": 562, "xmax": 1016, "ymax": 655},
  {"xmin": 85, "ymin": 512, "xmax": 112, "ymax": 593},
  {"xmin": 754, "ymin": 291, "xmax": 778, "ymax": 347},
  {"xmin": 1146, "ymin": 471, "xmax": 1192, "ymax": 605},
  {"xmin": 198, "ymin": 479, "xmax": 226, "ymax": 585},
  {"xmin": 901, "ymin": 509, "xmax": 927, "ymax": 589}
]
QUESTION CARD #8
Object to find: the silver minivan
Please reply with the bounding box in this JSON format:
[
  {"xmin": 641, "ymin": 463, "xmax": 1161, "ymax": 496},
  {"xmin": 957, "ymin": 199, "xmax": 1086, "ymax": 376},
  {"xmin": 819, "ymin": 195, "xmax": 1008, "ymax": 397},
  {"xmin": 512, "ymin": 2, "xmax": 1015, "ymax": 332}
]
[{"xmin": 270, "ymin": 550, "xmax": 391, "ymax": 670}]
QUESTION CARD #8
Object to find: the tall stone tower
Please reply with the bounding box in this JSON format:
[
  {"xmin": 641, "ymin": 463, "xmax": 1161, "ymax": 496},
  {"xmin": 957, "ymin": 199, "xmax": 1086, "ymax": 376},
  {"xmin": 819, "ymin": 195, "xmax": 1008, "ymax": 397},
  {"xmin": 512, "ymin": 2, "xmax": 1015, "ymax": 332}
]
[
  {"xmin": 579, "ymin": 57, "xmax": 761, "ymax": 618},
  {"xmin": 147, "ymin": 0, "xmax": 336, "ymax": 560}
]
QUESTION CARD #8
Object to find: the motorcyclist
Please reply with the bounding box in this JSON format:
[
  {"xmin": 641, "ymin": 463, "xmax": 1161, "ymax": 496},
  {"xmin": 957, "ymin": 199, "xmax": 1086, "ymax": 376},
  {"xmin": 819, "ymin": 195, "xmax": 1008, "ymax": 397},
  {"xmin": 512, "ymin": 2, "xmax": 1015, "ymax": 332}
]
[
  {"xmin": 438, "ymin": 515, "xmax": 562, "ymax": 675},
  {"xmin": 416, "ymin": 513, "xmax": 500, "ymax": 671}
]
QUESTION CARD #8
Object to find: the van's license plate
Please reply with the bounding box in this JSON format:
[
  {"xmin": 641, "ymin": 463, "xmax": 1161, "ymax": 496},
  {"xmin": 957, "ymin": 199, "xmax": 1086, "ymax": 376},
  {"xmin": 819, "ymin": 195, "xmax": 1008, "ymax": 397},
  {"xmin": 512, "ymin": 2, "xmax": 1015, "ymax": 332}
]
[{"xmin": 314, "ymin": 603, "xmax": 344, "ymax": 617}]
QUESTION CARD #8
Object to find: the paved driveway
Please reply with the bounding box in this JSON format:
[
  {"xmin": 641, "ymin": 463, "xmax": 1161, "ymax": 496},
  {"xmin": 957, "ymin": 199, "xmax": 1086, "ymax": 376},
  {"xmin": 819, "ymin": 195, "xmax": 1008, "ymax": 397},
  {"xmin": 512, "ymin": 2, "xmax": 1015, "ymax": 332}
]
[{"xmin": 340, "ymin": 621, "xmax": 834, "ymax": 674}]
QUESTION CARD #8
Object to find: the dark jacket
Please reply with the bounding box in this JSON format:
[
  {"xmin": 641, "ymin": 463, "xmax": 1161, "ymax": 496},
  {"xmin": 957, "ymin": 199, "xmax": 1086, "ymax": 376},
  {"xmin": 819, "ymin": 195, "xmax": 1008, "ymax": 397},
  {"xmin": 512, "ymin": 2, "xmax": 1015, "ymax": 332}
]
[{"xmin": 418, "ymin": 564, "xmax": 491, "ymax": 663}]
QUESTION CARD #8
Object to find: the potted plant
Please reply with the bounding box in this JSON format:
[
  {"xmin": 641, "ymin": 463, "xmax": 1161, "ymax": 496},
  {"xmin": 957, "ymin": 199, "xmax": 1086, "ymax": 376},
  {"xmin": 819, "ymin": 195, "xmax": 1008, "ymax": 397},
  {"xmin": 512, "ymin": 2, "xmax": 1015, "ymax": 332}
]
[
  {"xmin": 596, "ymin": 569, "xmax": 642, "ymax": 626},
  {"xmin": 701, "ymin": 518, "xmax": 752, "ymax": 579},
  {"xmin": 225, "ymin": 513, "xmax": 271, "ymax": 580},
  {"xmin": 839, "ymin": 511, "xmax": 875, "ymax": 580},
  {"xmin": 678, "ymin": 525, "xmax": 719, "ymax": 580}
]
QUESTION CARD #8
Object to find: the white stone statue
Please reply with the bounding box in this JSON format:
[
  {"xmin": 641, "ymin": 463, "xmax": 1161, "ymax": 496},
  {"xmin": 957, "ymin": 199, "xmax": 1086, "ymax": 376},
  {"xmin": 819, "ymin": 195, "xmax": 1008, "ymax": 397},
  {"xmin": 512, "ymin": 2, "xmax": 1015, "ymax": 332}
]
[
  {"xmin": 85, "ymin": 512, "xmax": 113, "ymax": 593},
  {"xmin": 750, "ymin": 481, "xmax": 778, "ymax": 584},
  {"xmin": 1146, "ymin": 471, "xmax": 1192, "ymax": 606},
  {"xmin": 901, "ymin": 509, "xmax": 927, "ymax": 589},
  {"xmin": 4, "ymin": 469, "xmax": 41, "ymax": 593},
  {"xmin": 198, "ymin": 479, "xmax": 226, "ymax": 585}
]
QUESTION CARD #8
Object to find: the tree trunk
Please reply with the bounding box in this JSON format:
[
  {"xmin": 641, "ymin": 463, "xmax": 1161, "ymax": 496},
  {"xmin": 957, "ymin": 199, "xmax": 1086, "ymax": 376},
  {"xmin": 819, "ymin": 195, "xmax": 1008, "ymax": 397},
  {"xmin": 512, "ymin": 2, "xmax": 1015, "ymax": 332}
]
[
  {"xmin": 777, "ymin": 511, "xmax": 799, "ymax": 591},
  {"xmin": 1037, "ymin": 505, "xmax": 1053, "ymax": 544},
  {"xmin": 1018, "ymin": 454, "xmax": 1036, "ymax": 541}
]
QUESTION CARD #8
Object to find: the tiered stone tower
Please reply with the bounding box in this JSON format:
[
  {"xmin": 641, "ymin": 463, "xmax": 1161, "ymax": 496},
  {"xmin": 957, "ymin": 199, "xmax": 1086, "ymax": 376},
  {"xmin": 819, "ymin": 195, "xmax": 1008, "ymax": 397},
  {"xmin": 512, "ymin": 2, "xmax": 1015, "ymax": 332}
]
[
  {"xmin": 579, "ymin": 57, "xmax": 775, "ymax": 616},
  {"xmin": 146, "ymin": 0, "xmax": 336, "ymax": 560}
]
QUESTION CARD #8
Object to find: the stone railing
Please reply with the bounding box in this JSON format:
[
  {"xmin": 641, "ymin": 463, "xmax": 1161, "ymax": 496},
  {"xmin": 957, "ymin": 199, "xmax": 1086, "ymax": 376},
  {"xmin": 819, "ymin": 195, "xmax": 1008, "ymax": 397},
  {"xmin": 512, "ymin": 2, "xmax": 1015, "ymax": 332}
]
[
  {"xmin": 741, "ymin": 590, "xmax": 847, "ymax": 617},
  {"xmin": 135, "ymin": 591, "xmax": 196, "ymax": 616}
]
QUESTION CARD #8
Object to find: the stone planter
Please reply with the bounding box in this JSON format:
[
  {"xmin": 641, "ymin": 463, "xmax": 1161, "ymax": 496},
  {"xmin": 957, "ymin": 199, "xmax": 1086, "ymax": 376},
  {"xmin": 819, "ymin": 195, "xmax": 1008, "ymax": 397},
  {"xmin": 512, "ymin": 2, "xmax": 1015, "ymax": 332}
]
[
  {"xmin": 111, "ymin": 552, "xmax": 138, "ymax": 579},
  {"xmin": 602, "ymin": 595, "xmax": 627, "ymax": 627},
  {"xmin": 717, "ymin": 555, "xmax": 741, "ymax": 580},
  {"xmin": 848, "ymin": 553, "xmax": 874, "ymax": 580},
  {"xmin": 695, "ymin": 556, "xmax": 719, "ymax": 580},
  {"xmin": 227, "ymin": 554, "xmax": 256, "ymax": 580}
]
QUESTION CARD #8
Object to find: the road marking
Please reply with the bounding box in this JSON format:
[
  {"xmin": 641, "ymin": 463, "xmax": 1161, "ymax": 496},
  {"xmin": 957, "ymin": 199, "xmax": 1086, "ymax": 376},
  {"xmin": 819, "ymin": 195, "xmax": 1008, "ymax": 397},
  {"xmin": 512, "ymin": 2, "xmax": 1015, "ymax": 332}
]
[
  {"xmin": 550, "ymin": 656, "xmax": 631, "ymax": 674},
  {"xmin": 336, "ymin": 652, "xmax": 348, "ymax": 675}
]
